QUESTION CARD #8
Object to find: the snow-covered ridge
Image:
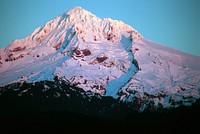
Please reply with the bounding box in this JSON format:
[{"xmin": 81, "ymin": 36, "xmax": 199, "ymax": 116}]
[
  {"xmin": 0, "ymin": 6, "xmax": 200, "ymax": 111},
  {"xmin": 5, "ymin": 6, "xmax": 142, "ymax": 52}
]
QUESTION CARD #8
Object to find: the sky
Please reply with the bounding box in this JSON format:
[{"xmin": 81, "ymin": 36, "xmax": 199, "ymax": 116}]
[{"xmin": 0, "ymin": 0, "xmax": 199, "ymax": 56}]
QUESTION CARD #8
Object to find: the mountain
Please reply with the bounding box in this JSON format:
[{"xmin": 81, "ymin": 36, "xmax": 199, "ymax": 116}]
[{"xmin": 0, "ymin": 6, "xmax": 200, "ymax": 114}]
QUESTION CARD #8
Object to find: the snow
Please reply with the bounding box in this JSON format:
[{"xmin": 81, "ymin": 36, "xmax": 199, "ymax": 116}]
[
  {"xmin": 121, "ymin": 38, "xmax": 200, "ymax": 110},
  {"xmin": 106, "ymin": 63, "xmax": 138, "ymax": 98},
  {"xmin": 0, "ymin": 6, "xmax": 200, "ymax": 110},
  {"xmin": 105, "ymin": 34, "xmax": 138, "ymax": 98}
]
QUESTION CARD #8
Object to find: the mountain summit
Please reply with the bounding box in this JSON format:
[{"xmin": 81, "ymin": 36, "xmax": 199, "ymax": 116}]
[{"xmin": 0, "ymin": 6, "xmax": 200, "ymax": 111}]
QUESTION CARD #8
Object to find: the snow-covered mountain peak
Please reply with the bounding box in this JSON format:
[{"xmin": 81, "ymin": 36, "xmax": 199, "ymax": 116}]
[
  {"xmin": 0, "ymin": 6, "xmax": 200, "ymax": 112},
  {"xmin": 67, "ymin": 6, "xmax": 84, "ymax": 12},
  {"xmin": 66, "ymin": 6, "xmax": 96, "ymax": 18},
  {"xmin": 0, "ymin": 6, "xmax": 142, "ymax": 86},
  {"xmin": 4, "ymin": 6, "xmax": 142, "ymax": 53}
]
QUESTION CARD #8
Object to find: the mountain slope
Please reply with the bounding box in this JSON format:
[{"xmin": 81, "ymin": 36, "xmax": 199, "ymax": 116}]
[
  {"xmin": 0, "ymin": 6, "xmax": 200, "ymax": 111},
  {"xmin": 122, "ymin": 39, "xmax": 200, "ymax": 110}
]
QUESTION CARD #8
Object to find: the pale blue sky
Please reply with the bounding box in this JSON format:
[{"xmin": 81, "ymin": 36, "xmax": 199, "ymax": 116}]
[{"xmin": 0, "ymin": 0, "xmax": 199, "ymax": 56}]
